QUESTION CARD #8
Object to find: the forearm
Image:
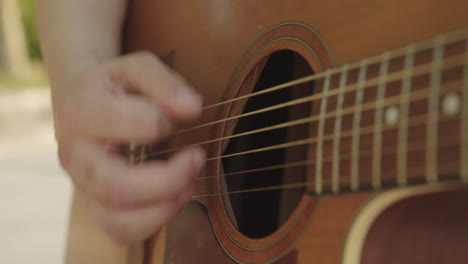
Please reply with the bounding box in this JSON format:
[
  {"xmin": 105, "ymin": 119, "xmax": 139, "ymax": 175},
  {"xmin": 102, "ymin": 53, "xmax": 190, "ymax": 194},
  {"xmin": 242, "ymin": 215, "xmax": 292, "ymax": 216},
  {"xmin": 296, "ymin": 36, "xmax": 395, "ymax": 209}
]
[{"xmin": 37, "ymin": 0, "xmax": 128, "ymax": 104}]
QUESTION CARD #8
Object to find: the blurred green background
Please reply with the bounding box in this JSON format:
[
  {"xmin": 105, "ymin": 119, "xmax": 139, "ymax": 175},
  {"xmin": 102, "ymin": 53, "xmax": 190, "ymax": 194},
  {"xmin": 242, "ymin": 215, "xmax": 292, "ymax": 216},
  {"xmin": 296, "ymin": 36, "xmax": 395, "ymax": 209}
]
[
  {"xmin": 19, "ymin": 0, "xmax": 41, "ymax": 60},
  {"xmin": 0, "ymin": 0, "xmax": 45, "ymax": 88},
  {"xmin": 0, "ymin": 1, "xmax": 71, "ymax": 264}
]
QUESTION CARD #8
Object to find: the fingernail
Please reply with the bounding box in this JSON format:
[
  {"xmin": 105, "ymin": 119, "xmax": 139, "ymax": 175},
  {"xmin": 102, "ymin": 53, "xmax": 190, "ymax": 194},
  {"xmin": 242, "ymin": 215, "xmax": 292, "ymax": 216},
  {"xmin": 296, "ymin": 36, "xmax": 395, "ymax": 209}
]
[
  {"xmin": 178, "ymin": 188, "xmax": 194, "ymax": 204},
  {"xmin": 175, "ymin": 88, "xmax": 203, "ymax": 110},
  {"xmin": 193, "ymin": 149, "xmax": 206, "ymax": 173}
]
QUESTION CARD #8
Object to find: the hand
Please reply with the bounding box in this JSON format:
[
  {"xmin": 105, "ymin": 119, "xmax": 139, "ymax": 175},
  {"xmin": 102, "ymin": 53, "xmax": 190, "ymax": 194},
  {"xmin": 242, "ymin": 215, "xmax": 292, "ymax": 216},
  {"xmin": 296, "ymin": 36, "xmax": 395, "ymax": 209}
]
[{"xmin": 54, "ymin": 51, "xmax": 205, "ymax": 244}]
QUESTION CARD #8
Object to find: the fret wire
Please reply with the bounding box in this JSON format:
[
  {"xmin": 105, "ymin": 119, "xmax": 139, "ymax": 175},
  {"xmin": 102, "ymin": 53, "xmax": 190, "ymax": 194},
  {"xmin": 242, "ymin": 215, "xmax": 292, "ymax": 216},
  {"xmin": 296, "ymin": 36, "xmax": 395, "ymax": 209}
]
[
  {"xmin": 332, "ymin": 64, "xmax": 349, "ymax": 193},
  {"xmin": 138, "ymin": 83, "xmax": 461, "ymax": 164},
  {"xmin": 372, "ymin": 52, "xmax": 390, "ymax": 189},
  {"xmin": 139, "ymin": 145, "xmax": 146, "ymax": 164},
  {"xmin": 351, "ymin": 60, "xmax": 368, "ymax": 191},
  {"xmin": 202, "ymin": 98, "xmax": 461, "ymax": 163},
  {"xmin": 462, "ymin": 40, "xmax": 468, "ymax": 182},
  {"xmin": 397, "ymin": 46, "xmax": 416, "ymax": 186},
  {"xmin": 140, "ymin": 52, "xmax": 467, "ymax": 162},
  {"xmin": 194, "ymin": 160, "xmax": 461, "ymax": 198},
  {"xmin": 176, "ymin": 53, "xmax": 466, "ymax": 135},
  {"xmin": 426, "ymin": 37, "xmax": 445, "ymax": 183},
  {"xmin": 201, "ymin": 28, "xmax": 468, "ymax": 112},
  {"xmin": 198, "ymin": 124, "xmax": 459, "ymax": 182},
  {"xmin": 315, "ymin": 71, "xmax": 332, "ymax": 195},
  {"xmin": 129, "ymin": 142, "xmax": 137, "ymax": 164}
]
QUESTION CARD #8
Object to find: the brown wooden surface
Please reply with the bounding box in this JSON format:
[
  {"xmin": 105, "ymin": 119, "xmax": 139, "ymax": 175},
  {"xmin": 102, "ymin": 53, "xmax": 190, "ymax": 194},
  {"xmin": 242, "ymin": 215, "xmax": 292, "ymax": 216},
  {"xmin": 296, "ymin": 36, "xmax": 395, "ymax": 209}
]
[
  {"xmin": 122, "ymin": 1, "xmax": 468, "ymax": 263},
  {"xmin": 362, "ymin": 188, "xmax": 468, "ymax": 264},
  {"xmin": 66, "ymin": 1, "xmax": 468, "ymax": 263},
  {"xmin": 296, "ymin": 192, "xmax": 374, "ymax": 264},
  {"xmin": 159, "ymin": 201, "xmax": 236, "ymax": 264},
  {"xmin": 200, "ymin": 19, "xmax": 331, "ymax": 264}
]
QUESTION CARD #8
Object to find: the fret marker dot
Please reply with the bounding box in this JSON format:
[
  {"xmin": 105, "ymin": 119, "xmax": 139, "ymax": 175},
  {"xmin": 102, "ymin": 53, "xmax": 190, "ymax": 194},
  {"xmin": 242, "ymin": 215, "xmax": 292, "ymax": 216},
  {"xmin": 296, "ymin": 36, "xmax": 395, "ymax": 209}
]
[
  {"xmin": 385, "ymin": 107, "xmax": 399, "ymax": 125},
  {"xmin": 442, "ymin": 93, "xmax": 460, "ymax": 116}
]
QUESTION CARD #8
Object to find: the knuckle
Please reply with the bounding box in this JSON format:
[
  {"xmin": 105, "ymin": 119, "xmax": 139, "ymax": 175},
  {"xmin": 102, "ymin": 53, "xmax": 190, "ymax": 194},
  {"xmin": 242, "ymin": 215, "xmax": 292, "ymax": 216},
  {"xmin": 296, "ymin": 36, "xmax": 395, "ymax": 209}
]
[
  {"xmin": 156, "ymin": 113, "xmax": 173, "ymax": 134},
  {"xmin": 131, "ymin": 110, "xmax": 171, "ymax": 140},
  {"xmin": 132, "ymin": 51, "xmax": 158, "ymax": 66},
  {"xmin": 149, "ymin": 112, "xmax": 171, "ymax": 139},
  {"xmin": 134, "ymin": 114, "xmax": 158, "ymax": 137}
]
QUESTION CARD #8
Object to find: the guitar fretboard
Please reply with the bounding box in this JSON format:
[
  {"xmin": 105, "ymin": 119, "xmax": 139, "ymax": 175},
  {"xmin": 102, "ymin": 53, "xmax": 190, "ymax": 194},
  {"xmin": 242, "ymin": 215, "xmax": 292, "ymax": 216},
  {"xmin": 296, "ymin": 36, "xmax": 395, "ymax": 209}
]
[
  {"xmin": 129, "ymin": 28, "xmax": 468, "ymax": 198},
  {"xmin": 307, "ymin": 31, "xmax": 468, "ymax": 195}
]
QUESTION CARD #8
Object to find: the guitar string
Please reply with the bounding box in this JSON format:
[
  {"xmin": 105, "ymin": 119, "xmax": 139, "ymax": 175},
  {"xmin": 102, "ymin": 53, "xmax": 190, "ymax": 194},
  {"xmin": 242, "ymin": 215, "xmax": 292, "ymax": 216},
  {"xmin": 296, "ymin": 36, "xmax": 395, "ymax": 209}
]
[
  {"xmin": 134, "ymin": 83, "xmax": 463, "ymax": 162},
  {"xmin": 204, "ymin": 112, "xmax": 463, "ymax": 163},
  {"xmin": 175, "ymin": 51, "xmax": 466, "ymax": 135},
  {"xmin": 194, "ymin": 130, "xmax": 460, "ymax": 182},
  {"xmin": 138, "ymin": 113, "xmax": 464, "ymax": 187},
  {"xmin": 200, "ymin": 28, "xmax": 468, "ymax": 111},
  {"xmin": 192, "ymin": 102, "xmax": 460, "ymax": 162},
  {"xmin": 192, "ymin": 161, "xmax": 462, "ymax": 198},
  {"xmin": 133, "ymin": 51, "xmax": 467, "ymax": 162},
  {"xmin": 138, "ymin": 31, "xmax": 467, "ymax": 198},
  {"xmin": 139, "ymin": 83, "xmax": 452, "ymax": 159}
]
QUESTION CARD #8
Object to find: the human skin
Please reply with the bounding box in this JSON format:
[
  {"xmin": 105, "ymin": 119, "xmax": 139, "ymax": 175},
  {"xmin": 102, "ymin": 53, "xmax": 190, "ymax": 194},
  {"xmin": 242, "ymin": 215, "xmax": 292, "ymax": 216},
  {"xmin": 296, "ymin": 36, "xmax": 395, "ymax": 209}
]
[{"xmin": 37, "ymin": 0, "xmax": 206, "ymax": 245}]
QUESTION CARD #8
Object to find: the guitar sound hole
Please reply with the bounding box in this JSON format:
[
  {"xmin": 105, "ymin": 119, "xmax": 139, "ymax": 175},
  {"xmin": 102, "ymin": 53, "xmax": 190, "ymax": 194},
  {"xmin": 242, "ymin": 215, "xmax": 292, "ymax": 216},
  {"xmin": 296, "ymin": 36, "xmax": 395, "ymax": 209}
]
[{"xmin": 222, "ymin": 50, "xmax": 314, "ymax": 238}]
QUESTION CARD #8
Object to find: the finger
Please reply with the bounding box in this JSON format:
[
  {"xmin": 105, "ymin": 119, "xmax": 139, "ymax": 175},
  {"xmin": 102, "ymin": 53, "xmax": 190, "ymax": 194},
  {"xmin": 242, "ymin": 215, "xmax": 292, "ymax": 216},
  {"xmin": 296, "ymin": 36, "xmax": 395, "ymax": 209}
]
[
  {"xmin": 109, "ymin": 51, "xmax": 203, "ymax": 121},
  {"xmin": 68, "ymin": 140, "xmax": 205, "ymax": 208},
  {"xmin": 88, "ymin": 195, "xmax": 190, "ymax": 245},
  {"xmin": 59, "ymin": 88, "xmax": 172, "ymax": 142}
]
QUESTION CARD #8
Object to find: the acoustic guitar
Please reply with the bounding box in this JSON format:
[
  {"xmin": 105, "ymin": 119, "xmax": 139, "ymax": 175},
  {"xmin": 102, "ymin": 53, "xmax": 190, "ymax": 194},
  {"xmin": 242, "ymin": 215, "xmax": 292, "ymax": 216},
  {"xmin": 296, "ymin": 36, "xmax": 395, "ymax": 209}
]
[{"xmin": 65, "ymin": 0, "xmax": 468, "ymax": 263}]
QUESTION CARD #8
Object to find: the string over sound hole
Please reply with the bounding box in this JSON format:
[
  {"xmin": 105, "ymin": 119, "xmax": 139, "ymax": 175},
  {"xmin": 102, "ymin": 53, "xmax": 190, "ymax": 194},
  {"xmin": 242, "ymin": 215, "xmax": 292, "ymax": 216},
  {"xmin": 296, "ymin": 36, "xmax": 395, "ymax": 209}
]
[{"xmin": 222, "ymin": 50, "xmax": 314, "ymax": 238}]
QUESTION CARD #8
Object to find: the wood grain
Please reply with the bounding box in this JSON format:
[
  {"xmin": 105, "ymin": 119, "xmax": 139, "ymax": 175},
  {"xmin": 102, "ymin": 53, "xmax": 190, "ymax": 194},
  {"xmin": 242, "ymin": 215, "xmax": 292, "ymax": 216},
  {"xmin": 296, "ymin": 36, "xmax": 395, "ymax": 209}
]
[{"xmin": 362, "ymin": 188, "xmax": 468, "ymax": 264}]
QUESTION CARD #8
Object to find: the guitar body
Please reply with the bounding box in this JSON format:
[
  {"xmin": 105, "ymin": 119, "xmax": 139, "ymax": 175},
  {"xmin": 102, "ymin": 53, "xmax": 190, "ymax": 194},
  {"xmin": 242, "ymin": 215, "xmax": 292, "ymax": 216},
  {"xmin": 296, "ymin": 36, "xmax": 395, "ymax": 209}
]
[{"xmin": 65, "ymin": 1, "xmax": 468, "ymax": 263}]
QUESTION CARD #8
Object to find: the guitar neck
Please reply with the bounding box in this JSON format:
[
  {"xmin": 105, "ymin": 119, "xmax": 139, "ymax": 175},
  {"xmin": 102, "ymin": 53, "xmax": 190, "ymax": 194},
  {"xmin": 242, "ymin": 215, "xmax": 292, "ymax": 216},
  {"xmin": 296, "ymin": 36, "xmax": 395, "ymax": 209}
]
[
  {"xmin": 129, "ymin": 29, "xmax": 468, "ymax": 197},
  {"xmin": 309, "ymin": 29, "xmax": 468, "ymax": 195}
]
